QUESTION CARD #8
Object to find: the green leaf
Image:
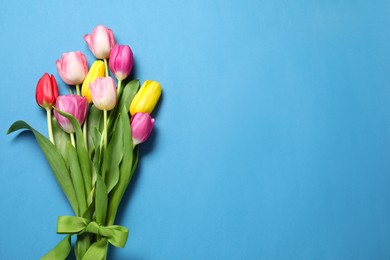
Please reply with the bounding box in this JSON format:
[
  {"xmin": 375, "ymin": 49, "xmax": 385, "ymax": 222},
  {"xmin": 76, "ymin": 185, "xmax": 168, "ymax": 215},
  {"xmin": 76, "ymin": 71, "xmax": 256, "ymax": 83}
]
[
  {"xmin": 84, "ymin": 187, "xmax": 96, "ymax": 218},
  {"xmin": 55, "ymin": 109, "xmax": 92, "ymax": 208},
  {"xmin": 106, "ymin": 104, "xmax": 134, "ymax": 225},
  {"xmin": 81, "ymin": 239, "xmax": 108, "ymax": 260},
  {"xmin": 40, "ymin": 235, "xmax": 72, "ymax": 260},
  {"xmin": 95, "ymin": 174, "xmax": 108, "ymax": 224},
  {"xmin": 52, "ymin": 117, "xmax": 70, "ymax": 160},
  {"xmin": 92, "ymin": 127, "xmax": 102, "ymax": 185},
  {"xmin": 66, "ymin": 142, "xmax": 87, "ymax": 216},
  {"xmin": 87, "ymin": 105, "xmax": 103, "ymax": 152},
  {"xmin": 104, "ymin": 115, "xmax": 124, "ymax": 193},
  {"xmin": 91, "ymin": 127, "xmax": 102, "ymax": 170},
  {"xmin": 132, "ymin": 146, "xmax": 139, "ymax": 172},
  {"xmin": 120, "ymin": 80, "xmax": 140, "ymax": 111},
  {"xmin": 7, "ymin": 121, "xmax": 78, "ymax": 214},
  {"xmin": 107, "ymin": 80, "xmax": 139, "ymax": 135}
]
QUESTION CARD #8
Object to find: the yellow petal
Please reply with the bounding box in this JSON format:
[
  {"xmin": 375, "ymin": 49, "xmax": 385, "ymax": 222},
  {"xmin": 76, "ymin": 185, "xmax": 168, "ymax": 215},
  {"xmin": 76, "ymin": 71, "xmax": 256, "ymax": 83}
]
[
  {"xmin": 82, "ymin": 60, "xmax": 105, "ymax": 103},
  {"xmin": 130, "ymin": 80, "xmax": 162, "ymax": 115}
]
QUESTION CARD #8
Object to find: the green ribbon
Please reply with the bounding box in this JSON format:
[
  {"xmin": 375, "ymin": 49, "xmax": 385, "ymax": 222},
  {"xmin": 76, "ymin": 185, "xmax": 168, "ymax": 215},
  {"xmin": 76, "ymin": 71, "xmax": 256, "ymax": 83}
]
[
  {"xmin": 41, "ymin": 216, "xmax": 129, "ymax": 259},
  {"xmin": 57, "ymin": 216, "xmax": 129, "ymax": 248}
]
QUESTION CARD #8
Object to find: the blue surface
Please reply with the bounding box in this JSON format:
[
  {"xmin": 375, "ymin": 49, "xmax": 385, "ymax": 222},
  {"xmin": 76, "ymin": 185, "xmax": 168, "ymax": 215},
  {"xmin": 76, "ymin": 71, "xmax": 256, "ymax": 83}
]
[{"xmin": 1, "ymin": 1, "xmax": 390, "ymax": 259}]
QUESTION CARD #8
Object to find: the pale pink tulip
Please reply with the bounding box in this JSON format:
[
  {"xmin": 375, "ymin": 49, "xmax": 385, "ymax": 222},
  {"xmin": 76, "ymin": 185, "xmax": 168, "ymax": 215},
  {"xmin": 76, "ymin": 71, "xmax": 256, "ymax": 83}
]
[
  {"xmin": 84, "ymin": 25, "xmax": 116, "ymax": 59},
  {"xmin": 56, "ymin": 52, "xmax": 88, "ymax": 85},
  {"xmin": 90, "ymin": 77, "xmax": 117, "ymax": 111}
]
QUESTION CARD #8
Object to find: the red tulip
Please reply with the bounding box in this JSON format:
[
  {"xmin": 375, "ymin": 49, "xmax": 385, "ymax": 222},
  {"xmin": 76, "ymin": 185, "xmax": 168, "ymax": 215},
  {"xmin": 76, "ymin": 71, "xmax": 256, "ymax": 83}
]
[{"xmin": 35, "ymin": 73, "xmax": 59, "ymax": 110}]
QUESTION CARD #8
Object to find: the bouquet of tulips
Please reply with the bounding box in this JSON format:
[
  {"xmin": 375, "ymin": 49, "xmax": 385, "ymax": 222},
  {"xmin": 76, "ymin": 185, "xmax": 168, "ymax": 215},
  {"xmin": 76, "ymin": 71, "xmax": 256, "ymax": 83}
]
[{"xmin": 7, "ymin": 25, "xmax": 162, "ymax": 259}]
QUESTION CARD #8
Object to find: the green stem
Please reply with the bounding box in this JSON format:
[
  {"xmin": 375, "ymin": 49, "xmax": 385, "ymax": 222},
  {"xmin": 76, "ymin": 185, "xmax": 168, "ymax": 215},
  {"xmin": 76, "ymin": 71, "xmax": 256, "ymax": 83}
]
[
  {"xmin": 76, "ymin": 234, "xmax": 91, "ymax": 260},
  {"xmin": 104, "ymin": 59, "xmax": 109, "ymax": 77},
  {"xmin": 76, "ymin": 84, "xmax": 81, "ymax": 96},
  {"xmin": 83, "ymin": 121, "xmax": 88, "ymax": 149},
  {"xmin": 83, "ymin": 106, "xmax": 88, "ymax": 149},
  {"xmin": 117, "ymin": 80, "xmax": 122, "ymax": 97},
  {"xmin": 46, "ymin": 108, "xmax": 55, "ymax": 144},
  {"xmin": 104, "ymin": 109, "xmax": 108, "ymax": 151},
  {"xmin": 102, "ymin": 110, "xmax": 108, "ymax": 181},
  {"xmin": 70, "ymin": 133, "xmax": 76, "ymax": 147}
]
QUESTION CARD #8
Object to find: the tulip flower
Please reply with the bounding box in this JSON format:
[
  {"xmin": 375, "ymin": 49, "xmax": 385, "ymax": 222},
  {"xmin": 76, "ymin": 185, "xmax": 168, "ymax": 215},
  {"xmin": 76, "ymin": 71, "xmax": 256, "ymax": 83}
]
[
  {"xmin": 56, "ymin": 52, "xmax": 88, "ymax": 95},
  {"xmin": 130, "ymin": 113, "xmax": 155, "ymax": 146},
  {"xmin": 130, "ymin": 80, "xmax": 162, "ymax": 115},
  {"xmin": 109, "ymin": 44, "xmax": 133, "ymax": 81},
  {"xmin": 90, "ymin": 77, "xmax": 117, "ymax": 150},
  {"xmin": 35, "ymin": 73, "xmax": 59, "ymax": 144},
  {"xmin": 84, "ymin": 25, "xmax": 116, "ymax": 60},
  {"xmin": 90, "ymin": 77, "xmax": 117, "ymax": 111},
  {"xmin": 82, "ymin": 60, "xmax": 105, "ymax": 103},
  {"xmin": 53, "ymin": 94, "xmax": 87, "ymax": 135},
  {"xmin": 36, "ymin": 73, "xmax": 59, "ymax": 110}
]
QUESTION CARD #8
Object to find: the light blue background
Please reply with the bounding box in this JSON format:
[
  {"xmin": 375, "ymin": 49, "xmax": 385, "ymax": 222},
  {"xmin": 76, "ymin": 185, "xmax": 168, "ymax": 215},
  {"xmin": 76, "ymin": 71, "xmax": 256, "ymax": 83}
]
[{"xmin": 1, "ymin": 1, "xmax": 390, "ymax": 259}]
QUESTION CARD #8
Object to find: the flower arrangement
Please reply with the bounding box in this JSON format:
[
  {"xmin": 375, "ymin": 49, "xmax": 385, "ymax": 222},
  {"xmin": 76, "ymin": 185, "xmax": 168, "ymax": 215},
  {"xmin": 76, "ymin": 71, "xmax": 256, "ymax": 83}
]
[{"xmin": 7, "ymin": 25, "xmax": 162, "ymax": 259}]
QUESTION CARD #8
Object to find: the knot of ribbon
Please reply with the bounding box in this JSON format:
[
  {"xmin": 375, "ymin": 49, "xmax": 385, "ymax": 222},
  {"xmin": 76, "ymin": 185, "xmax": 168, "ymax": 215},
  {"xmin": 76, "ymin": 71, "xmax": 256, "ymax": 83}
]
[{"xmin": 56, "ymin": 216, "xmax": 129, "ymax": 248}]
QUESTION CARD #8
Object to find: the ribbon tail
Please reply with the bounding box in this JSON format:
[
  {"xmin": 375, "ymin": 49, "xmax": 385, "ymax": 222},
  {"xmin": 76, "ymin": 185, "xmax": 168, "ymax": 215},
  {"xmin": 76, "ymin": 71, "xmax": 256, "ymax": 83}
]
[
  {"xmin": 82, "ymin": 239, "xmax": 109, "ymax": 260},
  {"xmin": 40, "ymin": 235, "xmax": 72, "ymax": 260}
]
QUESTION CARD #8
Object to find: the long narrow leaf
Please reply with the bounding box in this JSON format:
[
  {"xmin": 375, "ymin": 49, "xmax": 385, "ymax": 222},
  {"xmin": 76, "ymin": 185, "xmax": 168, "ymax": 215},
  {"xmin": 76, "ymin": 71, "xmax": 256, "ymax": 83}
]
[
  {"xmin": 81, "ymin": 239, "xmax": 108, "ymax": 260},
  {"xmin": 95, "ymin": 174, "xmax": 108, "ymax": 225},
  {"xmin": 67, "ymin": 142, "xmax": 87, "ymax": 215},
  {"xmin": 107, "ymin": 80, "xmax": 139, "ymax": 136},
  {"xmin": 7, "ymin": 120, "xmax": 78, "ymax": 214},
  {"xmin": 40, "ymin": 235, "xmax": 72, "ymax": 260},
  {"xmin": 52, "ymin": 117, "xmax": 70, "ymax": 160},
  {"xmin": 104, "ymin": 115, "xmax": 124, "ymax": 193},
  {"xmin": 87, "ymin": 105, "xmax": 103, "ymax": 152},
  {"xmin": 106, "ymin": 105, "xmax": 134, "ymax": 225},
  {"xmin": 55, "ymin": 109, "xmax": 92, "ymax": 207}
]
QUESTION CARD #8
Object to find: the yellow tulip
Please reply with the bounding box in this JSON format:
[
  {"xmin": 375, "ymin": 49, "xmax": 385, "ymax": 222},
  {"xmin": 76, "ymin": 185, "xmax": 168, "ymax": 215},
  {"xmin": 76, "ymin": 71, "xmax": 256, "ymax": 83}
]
[
  {"xmin": 130, "ymin": 80, "xmax": 162, "ymax": 115},
  {"xmin": 81, "ymin": 60, "xmax": 105, "ymax": 103}
]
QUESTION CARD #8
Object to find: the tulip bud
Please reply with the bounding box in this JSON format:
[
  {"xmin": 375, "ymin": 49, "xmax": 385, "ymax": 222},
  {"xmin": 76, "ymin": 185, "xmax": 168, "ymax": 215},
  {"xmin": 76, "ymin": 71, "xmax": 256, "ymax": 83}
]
[
  {"xmin": 53, "ymin": 94, "xmax": 87, "ymax": 134},
  {"xmin": 84, "ymin": 25, "xmax": 116, "ymax": 59},
  {"xmin": 109, "ymin": 44, "xmax": 133, "ymax": 81},
  {"xmin": 82, "ymin": 60, "xmax": 106, "ymax": 103},
  {"xmin": 35, "ymin": 73, "xmax": 59, "ymax": 109},
  {"xmin": 130, "ymin": 80, "xmax": 162, "ymax": 115},
  {"xmin": 130, "ymin": 113, "xmax": 155, "ymax": 146},
  {"xmin": 56, "ymin": 51, "xmax": 88, "ymax": 85},
  {"xmin": 90, "ymin": 77, "xmax": 117, "ymax": 111}
]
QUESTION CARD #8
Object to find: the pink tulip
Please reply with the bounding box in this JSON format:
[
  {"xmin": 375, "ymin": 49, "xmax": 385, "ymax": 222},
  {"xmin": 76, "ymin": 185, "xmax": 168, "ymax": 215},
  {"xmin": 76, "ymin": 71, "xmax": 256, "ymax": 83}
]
[
  {"xmin": 56, "ymin": 51, "xmax": 88, "ymax": 85},
  {"xmin": 130, "ymin": 113, "xmax": 155, "ymax": 146},
  {"xmin": 90, "ymin": 77, "xmax": 117, "ymax": 111},
  {"xmin": 84, "ymin": 25, "xmax": 116, "ymax": 59},
  {"xmin": 53, "ymin": 94, "xmax": 88, "ymax": 134},
  {"xmin": 109, "ymin": 44, "xmax": 133, "ymax": 80}
]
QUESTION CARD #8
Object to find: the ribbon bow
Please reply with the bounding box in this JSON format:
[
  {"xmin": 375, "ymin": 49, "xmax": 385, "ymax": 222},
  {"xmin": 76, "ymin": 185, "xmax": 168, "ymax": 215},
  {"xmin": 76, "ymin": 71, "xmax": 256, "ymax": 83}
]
[
  {"xmin": 41, "ymin": 216, "xmax": 129, "ymax": 260},
  {"xmin": 57, "ymin": 216, "xmax": 129, "ymax": 248}
]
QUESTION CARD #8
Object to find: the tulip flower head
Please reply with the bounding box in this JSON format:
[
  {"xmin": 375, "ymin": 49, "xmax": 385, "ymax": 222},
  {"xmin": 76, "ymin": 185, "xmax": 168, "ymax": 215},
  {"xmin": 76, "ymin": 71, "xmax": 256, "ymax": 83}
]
[
  {"xmin": 53, "ymin": 94, "xmax": 87, "ymax": 134},
  {"xmin": 130, "ymin": 112, "xmax": 155, "ymax": 146},
  {"xmin": 82, "ymin": 60, "xmax": 106, "ymax": 103},
  {"xmin": 56, "ymin": 51, "xmax": 88, "ymax": 85},
  {"xmin": 109, "ymin": 44, "xmax": 134, "ymax": 81},
  {"xmin": 130, "ymin": 80, "xmax": 162, "ymax": 115},
  {"xmin": 35, "ymin": 73, "xmax": 59, "ymax": 110},
  {"xmin": 84, "ymin": 25, "xmax": 116, "ymax": 59},
  {"xmin": 90, "ymin": 77, "xmax": 117, "ymax": 111}
]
